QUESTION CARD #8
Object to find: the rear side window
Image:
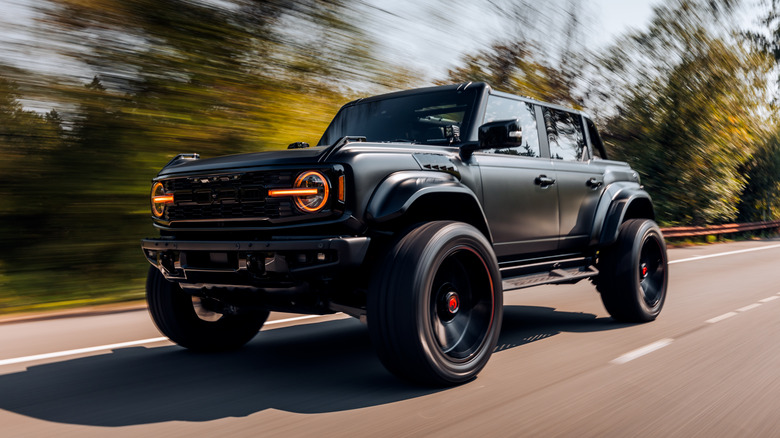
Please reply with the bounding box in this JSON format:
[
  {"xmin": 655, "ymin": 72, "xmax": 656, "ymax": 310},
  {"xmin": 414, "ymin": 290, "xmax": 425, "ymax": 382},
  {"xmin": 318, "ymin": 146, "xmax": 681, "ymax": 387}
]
[
  {"xmin": 586, "ymin": 117, "xmax": 607, "ymax": 159},
  {"xmin": 483, "ymin": 95, "xmax": 540, "ymax": 158},
  {"xmin": 543, "ymin": 107, "xmax": 586, "ymax": 161}
]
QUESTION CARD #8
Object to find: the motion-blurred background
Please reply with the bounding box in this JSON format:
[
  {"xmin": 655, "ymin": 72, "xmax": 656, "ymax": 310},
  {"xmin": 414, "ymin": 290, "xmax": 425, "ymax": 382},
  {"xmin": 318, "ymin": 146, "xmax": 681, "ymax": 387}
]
[{"xmin": 0, "ymin": 0, "xmax": 778, "ymax": 313}]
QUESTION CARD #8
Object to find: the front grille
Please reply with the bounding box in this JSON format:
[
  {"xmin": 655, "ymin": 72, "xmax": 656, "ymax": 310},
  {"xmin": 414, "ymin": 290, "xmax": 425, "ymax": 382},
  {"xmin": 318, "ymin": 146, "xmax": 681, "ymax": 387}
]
[
  {"xmin": 161, "ymin": 170, "xmax": 296, "ymax": 222},
  {"xmin": 165, "ymin": 199, "xmax": 294, "ymax": 221}
]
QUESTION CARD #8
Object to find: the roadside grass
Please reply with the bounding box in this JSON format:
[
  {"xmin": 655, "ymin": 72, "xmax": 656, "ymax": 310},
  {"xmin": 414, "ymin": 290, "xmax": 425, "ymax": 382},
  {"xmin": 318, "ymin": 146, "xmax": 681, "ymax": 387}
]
[
  {"xmin": 0, "ymin": 212, "xmax": 150, "ymax": 316},
  {"xmin": 0, "ymin": 265, "xmax": 146, "ymax": 315},
  {"xmin": 0, "ymin": 287, "xmax": 145, "ymax": 315}
]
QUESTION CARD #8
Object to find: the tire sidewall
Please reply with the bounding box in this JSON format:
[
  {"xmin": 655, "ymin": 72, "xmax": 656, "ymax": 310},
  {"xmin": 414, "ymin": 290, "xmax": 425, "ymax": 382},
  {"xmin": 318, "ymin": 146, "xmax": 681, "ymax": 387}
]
[
  {"xmin": 411, "ymin": 223, "xmax": 503, "ymax": 383},
  {"xmin": 146, "ymin": 266, "xmax": 267, "ymax": 351},
  {"xmin": 621, "ymin": 220, "xmax": 667, "ymax": 320},
  {"xmin": 635, "ymin": 222, "xmax": 667, "ymax": 318}
]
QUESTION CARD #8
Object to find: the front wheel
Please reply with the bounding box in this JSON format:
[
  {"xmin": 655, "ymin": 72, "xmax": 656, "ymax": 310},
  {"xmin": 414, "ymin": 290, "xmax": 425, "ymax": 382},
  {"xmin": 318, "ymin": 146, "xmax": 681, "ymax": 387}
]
[
  {"xmin": 597, "ymin": 219, "xmax": 668, "ymax": 322},
  {"xmin": 146, "ymin": 266, "xmax": 268, "ymax": 351},
  {"xmin": 368, "ymin": 221, "xmax": 503, "ymax": 386}
]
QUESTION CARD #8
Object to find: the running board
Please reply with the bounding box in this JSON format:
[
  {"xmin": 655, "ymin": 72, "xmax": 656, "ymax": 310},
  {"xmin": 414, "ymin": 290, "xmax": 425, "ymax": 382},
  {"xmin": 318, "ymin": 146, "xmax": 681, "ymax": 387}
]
[{"xmin": 501, "ymin": 265, "xmax": 599, "ymax": 291}]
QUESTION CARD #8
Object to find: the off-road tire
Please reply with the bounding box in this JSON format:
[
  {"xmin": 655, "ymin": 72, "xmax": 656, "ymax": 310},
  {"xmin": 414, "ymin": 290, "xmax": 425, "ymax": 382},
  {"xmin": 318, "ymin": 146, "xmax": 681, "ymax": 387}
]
[
  {"xmin": 597, "ymin": 219, "xmax": 668, "ymax": 322},
  {"xmin": 146, "ymin": 266, "xmax": 268, "ymax": 351},
  {"xmin": 368, "ymin": 221, "xmax": 503, "ymax": 386}
]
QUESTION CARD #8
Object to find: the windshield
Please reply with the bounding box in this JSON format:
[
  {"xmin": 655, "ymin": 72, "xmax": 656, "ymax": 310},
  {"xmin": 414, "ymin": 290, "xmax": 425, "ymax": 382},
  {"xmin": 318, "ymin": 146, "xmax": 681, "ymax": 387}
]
[{"xmin": 317, "ymin": 88, "xmax": 478, "ymax": 146}]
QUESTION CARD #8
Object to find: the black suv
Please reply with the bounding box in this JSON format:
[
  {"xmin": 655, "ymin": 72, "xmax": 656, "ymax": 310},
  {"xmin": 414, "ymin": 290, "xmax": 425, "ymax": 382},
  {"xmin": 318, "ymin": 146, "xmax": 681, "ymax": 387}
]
[{"xmin": 142, "ymin": 82, "xmax": 668, "ymax": 385}]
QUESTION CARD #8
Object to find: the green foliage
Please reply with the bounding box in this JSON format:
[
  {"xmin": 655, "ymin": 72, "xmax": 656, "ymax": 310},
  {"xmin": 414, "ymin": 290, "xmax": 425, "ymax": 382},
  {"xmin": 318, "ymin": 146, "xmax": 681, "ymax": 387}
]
[
  {"xmin": 442, "ymin": 42, "xmax": 584, "ymax": 109},
  {"xmin": 738, "ymin": 0, "xmax": 780, "ymax": 222},
  {"xmin": 599, "ymin": 0, "xmax": 772, "ymax": 226},
  {"xmin": 0, "ymin": 74, "xmax": 149, "ymax": 311},
  {"xmin": 0, "ymin": 0, "xmax": 421, "ymax": 313},
  {"xmin": 42, "ymin": 0, "xmax": 380, "ymax": 154},
  {"xmin": 440, "ymin": 0, "xmax": 588, "ymax": 109},
  {"xmin": 737, "ymin": 129, "xmax": 780, "ymax": 221}
]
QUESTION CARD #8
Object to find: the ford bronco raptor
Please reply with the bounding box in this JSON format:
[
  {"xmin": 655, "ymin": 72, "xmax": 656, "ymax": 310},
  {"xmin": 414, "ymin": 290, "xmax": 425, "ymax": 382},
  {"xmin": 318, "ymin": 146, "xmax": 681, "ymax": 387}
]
[{"xmin": 142, "ymin": 82, "xmax": 668, "ymax": 386}]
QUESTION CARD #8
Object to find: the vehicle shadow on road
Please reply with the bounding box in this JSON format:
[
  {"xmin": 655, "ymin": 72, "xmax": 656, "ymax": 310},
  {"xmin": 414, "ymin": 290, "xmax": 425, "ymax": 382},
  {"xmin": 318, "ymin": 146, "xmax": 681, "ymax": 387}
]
[
  {"xmin": 0, "ymin": 306, "xmax": 625, "ymax": 427},
  {"xmin": 497, "ymin": 305, "xmax": 628, "ymax": 352},
  {"xmin": 0, "ymin": 318, "xmax": 434, "ymax": 427}
]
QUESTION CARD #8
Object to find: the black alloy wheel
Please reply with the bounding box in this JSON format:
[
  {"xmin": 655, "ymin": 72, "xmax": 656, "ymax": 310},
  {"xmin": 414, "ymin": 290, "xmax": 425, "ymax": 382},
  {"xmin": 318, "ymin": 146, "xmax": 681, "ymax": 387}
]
[
  {"xmin": 429, "ymin": 247, "xmax": 495, "ymax": 361},
  {"xmin": 638, "ymin": 233, "xmax": 665, "ymax": 308}
]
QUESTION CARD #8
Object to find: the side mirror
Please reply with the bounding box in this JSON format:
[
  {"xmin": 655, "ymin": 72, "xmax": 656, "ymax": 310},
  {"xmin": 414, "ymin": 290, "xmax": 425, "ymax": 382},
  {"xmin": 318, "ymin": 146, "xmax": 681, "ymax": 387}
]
[
  {"xmin": 460, "ymin": 119, "xmax": 523, "ymax": 160},
  {"xmin": 478, "ymin": 119, "xmax": 522, "ymax": 149}
]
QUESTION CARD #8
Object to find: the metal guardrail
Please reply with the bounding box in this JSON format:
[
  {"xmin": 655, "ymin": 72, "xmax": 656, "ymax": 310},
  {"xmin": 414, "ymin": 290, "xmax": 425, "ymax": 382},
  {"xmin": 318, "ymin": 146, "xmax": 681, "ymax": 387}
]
[{"xmin": 660, "ymin": 220, "xmax": 780, "ymax": 238}]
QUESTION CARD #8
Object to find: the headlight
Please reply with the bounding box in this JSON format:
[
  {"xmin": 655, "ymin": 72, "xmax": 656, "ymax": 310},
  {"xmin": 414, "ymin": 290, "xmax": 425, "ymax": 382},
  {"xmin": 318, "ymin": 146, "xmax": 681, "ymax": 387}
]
[
  {"xmin": 268, "ymin": 170, "xmax": 330, "ymax": 213},
  {"xmin": 294, "ymin": 171, "xmax": 330, "ymax": 212},
  {"xmin": 151, "ymin": 182, "xmax": 174, "ymax": 217}
]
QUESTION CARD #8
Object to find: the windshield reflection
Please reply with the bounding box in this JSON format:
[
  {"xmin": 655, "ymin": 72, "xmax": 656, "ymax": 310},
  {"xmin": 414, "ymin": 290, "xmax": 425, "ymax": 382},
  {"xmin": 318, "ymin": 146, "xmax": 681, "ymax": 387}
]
[{"xmin": 318, "ymin": 89, "xmax": 478, "ymax": 146}]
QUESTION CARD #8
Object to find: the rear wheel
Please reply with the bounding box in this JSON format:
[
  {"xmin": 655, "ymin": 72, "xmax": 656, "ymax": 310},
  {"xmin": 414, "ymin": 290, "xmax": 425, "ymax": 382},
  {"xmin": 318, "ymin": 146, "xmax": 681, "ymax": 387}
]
[
  {"xmin": 368, "ymin": 221, "xmax": 503, "ymax": 386},
  {"xmin": 146, "ymin": 266, "xmax": 268, "ymax": 351},
  {"xmin": 597, "ymin": 219, "xmax": 668, "ymax": 322}
]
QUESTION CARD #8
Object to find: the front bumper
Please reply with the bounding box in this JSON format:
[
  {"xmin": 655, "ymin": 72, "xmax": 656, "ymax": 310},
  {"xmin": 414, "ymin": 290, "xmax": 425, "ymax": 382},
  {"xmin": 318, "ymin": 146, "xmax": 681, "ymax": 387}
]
[{"xmin": 141, "ymin": 236, "xmax": 370, "ymax": 286}]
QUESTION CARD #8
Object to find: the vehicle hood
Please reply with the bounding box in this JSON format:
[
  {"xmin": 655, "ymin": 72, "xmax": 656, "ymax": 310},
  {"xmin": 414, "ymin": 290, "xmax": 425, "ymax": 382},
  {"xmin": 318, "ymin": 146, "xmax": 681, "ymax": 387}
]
[
  {"xmin": 157, "ymin": 146, "xmax": 327, "ymax": 176},
  {"xmin": 156, "ymin": 141, "xmax": 462, "ymax": 177}
]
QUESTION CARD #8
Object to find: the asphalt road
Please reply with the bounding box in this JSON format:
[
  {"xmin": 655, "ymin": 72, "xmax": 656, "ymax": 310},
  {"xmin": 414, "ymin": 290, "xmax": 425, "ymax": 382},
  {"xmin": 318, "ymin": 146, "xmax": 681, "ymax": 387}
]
[{"xmin": 2, "ymin": 239, "xmax": 780, "ymax": 437}]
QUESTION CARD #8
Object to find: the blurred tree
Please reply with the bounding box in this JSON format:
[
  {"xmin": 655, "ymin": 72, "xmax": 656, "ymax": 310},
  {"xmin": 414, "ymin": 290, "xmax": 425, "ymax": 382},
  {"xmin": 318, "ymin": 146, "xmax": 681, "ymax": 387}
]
[
  {"xmin": 737, "ymin": 129, "xmax": 780, "ymax": 221},
  {"xmin": 0, "ymin": 0, "xmax": 421, "ymax": 312},
  {"xmin": 39, "ymin": 0, "xmax": 410, "ymax": 154},
  {"xmin": 747, "ymin": 0, "xmax": 780, "ymax": 65},
  {"xmin": 738, "ymin": 0, "xmax": 780, "ymax": 222},
  {"xmin": 441, "ymin": 0, "xmax": 587, "ymax": 108},
  {"xmin": 0, "ymin": 73, "xmax": 74, "ymax": 309},
  {"xmin": 598, "ymin": 0, "xmax": 771, "ymax": 226},
  {"xmin": 0, "ymin": 73, "xmax": 64, "ymax": 218},
  {"xmin": 442, "ymin": 42, "xmax": 583, "ymax": 108}
]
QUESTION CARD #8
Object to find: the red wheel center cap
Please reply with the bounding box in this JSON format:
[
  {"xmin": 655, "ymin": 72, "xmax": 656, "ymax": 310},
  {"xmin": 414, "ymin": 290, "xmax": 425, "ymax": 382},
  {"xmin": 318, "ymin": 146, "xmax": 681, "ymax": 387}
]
[
  {"xmin": 641, "ymin": 263, "xmax": 648, "ymax": 277},
  {"xmin": 447, "ymin": 293, "xmax": 459, "ymax": 314}
]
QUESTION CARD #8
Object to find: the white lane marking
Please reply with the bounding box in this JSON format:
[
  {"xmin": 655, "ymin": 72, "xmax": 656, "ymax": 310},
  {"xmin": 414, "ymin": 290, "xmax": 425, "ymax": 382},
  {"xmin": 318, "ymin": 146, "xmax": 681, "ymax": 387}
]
[
  {"xmin": 706, "ymin": 312, "xmax": 737, "ymax": 324},
  {"xmin": 0, "ymin": 314, "xmax": 339, "ymax": 367},
  {"xmin": 611, "ymin": 339, "xmax": 674, "ymax": 365},
  {"xmin": 265, "ymin": 314, "xmax": 330, "ymax": 325},
  {"xmin": 759, "ymin": 296, "xmax": 779, "ymax": 303},
  {"xmin": 669, "ymin": 243, "xmax": 780, "ymax": 265},
  {"xmin": 737, "ymin": 303, "xmax": 762, "ymax": 312},
  {"xmin": 0, "ymin": 337, "xmax": 169, "ymax": 367}
]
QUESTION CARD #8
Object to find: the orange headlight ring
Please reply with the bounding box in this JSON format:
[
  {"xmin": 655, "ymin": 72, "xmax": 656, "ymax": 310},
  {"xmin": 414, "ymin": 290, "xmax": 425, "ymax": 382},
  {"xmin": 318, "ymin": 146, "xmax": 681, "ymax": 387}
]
[{"xmin": 151, "ymin": 182, "xmax": 174, "ymax": 217}]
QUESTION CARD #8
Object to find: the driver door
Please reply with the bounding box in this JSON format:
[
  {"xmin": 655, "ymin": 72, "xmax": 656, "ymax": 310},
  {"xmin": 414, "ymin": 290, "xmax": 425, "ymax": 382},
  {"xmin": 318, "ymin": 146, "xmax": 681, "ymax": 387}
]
[{"xmin": 476, "ymin": 96, "xmax": 559, "ymax": 259}]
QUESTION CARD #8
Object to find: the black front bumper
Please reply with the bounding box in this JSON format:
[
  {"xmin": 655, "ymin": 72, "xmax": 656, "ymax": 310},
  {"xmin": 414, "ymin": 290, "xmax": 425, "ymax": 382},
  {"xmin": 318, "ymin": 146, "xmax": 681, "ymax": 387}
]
[{"xmin": 141, "ymin": 236, "xmax": 371, "ymax": 287}]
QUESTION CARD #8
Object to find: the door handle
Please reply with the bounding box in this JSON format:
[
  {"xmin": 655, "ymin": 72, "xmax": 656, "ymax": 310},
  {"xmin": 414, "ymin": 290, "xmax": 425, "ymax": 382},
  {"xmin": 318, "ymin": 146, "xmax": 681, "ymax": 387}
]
[
  {"xmin": 535, "ymin": 175, "xmax": 556, "ymax": 188},
  {"xmin": 586, "ymin": 178, "xmax": 603, "ymax": 189}
]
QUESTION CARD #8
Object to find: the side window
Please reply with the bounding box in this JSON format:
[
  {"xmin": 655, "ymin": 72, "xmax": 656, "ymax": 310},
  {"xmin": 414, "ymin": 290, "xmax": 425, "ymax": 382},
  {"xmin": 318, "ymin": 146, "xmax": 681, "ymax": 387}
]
[
  {"xmin": 586, "ymin": 118, "xmax": 607, "ymax": 159},
  {"xmin": 482, "ymin": 96, "xmax": 540, "ymax": 158},
  {"xmin": 544, "ymin": 107, "xmax": 586, "ymax": 161}
]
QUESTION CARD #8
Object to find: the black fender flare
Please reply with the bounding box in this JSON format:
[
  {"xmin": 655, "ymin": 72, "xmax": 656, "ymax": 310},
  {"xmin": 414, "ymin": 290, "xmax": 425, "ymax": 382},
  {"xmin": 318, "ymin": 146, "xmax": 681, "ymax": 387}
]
[
  {"xmin": 365, "ymin": 171, "xmax": 493, "ymax": 242},
  {"xmin": 591, "ymin": 182, "xmax": 655, "ymax": 247}
]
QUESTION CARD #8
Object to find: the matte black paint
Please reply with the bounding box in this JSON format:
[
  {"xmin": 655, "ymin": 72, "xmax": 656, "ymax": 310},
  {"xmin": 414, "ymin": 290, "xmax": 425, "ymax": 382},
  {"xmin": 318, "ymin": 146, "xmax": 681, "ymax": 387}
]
[{"xmin": 143, "ymin": 82, "xmax": 654, "ymax": 312}]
